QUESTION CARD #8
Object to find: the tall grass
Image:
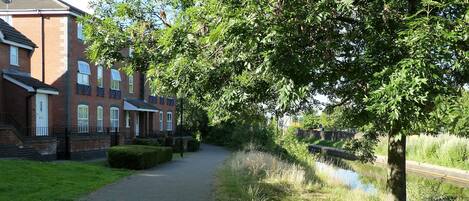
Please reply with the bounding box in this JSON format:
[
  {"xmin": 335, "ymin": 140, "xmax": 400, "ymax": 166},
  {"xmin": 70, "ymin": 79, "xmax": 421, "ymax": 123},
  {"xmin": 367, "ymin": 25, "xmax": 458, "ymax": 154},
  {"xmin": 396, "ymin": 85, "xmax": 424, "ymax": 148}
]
[
  {"xmin": 375, "ymin": 134, "xmax": 469, "ymax": 170},
  {"xmin": 215, "ymin": 147, "xmax": 384, "ymax": 201}
]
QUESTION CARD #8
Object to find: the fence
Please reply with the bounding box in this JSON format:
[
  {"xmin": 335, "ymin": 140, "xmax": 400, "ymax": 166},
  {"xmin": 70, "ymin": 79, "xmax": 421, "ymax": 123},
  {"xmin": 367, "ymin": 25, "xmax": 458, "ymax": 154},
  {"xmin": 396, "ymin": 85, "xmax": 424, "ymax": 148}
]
[{"xmin": 296, "ymin": 129, "xmax": 356, "ymax": 141}]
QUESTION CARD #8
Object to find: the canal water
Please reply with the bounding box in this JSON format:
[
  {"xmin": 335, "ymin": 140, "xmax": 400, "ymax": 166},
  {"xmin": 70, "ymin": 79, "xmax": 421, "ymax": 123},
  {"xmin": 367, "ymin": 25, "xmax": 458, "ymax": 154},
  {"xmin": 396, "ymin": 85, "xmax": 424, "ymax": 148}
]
[{"xmin": 315, "ymin": 157, "xmax": 469, "ymax": 200}]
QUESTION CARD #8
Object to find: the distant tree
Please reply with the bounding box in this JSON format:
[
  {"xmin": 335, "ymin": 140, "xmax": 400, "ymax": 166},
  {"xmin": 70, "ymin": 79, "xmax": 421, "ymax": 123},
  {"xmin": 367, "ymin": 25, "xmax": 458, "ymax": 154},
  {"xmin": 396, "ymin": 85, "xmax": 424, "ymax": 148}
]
[
  {"xmin": 82, "ymin": 1, "xmax": 468, "ymax": 200},
  {"xmin": 302, "ymin": 110, "xmax": 320, "ymax": 129}
]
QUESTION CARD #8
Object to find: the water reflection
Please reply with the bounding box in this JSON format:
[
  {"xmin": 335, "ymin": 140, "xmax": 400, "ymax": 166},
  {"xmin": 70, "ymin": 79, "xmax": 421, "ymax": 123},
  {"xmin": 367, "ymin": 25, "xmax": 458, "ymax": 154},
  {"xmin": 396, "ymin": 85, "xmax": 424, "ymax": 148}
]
[
  {"xmin": 315, "ymin": 156, "xmax": 469, "ymax": 200},
  {"xmin": 315, "ymin": 161, "xmax": 378, "ymax": 194}
]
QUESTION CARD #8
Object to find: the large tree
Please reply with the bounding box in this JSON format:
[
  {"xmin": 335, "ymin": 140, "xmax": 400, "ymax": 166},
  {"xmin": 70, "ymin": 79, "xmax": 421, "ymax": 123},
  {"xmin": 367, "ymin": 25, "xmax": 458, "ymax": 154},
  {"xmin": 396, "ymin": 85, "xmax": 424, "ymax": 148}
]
[{"xmin": 82, "ymin": 0, "xmax": 468, "ymax": 200}]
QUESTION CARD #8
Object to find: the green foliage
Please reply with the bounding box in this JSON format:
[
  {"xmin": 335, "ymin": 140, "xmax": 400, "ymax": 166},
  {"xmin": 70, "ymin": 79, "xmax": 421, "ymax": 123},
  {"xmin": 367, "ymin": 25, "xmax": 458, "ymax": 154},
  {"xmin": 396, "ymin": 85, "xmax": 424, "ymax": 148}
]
[
  {"xmin": 205, "ymin": 119, "xmax": 316, "ymax": 173},
  {"xmin": 215, "ymin": 149, "xmax": 382, "ymax": 201},
  {"xmin": 302, "ymin": 111, "xmax": 320, "ymax": 129},
  {"xmin": 439, "ymin": 92, "xmax": 469, "ymax": 136},
  {"xmin": 348, "ymin": 160, "xmax": 469, "ymax": 201},
  {"xmin": 108, "ymin": 145, "xmax": 172, "ymax": 170},
  {"xmin": 85, "ymin": 0, "xmax": 469, "ymax": 197},
  {"xmin": 156, "ymin": 147, "xmax": 174, "ymax": 164},
  {"xmin": 375, "ymin": 134, "xmax": 469, "ymax": 170},
  {"xmin": 84, "ymin": 0, "xmax": 469, "ymax": 151},
  {"xmin": 177, "ymin": 99, "xmax": 210, "ymax": 135}
]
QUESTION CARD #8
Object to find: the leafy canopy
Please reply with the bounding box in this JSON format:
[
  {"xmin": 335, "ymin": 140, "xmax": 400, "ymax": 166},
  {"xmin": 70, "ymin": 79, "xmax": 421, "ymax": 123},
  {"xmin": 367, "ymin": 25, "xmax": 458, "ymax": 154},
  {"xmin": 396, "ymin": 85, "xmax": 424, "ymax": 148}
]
[{"xmin": 83, "ymin": 0, "xmax": 468, "ymax": 139}]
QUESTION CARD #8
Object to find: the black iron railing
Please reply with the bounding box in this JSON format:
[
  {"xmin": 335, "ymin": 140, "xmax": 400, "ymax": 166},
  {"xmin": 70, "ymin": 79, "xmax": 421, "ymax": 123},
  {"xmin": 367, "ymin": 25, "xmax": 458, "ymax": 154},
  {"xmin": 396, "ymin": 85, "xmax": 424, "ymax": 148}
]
[
  {"xmin": 149, "ymin": 96, "xmax": 158, "ymax": 104},
  {"xmin": 109, "ymin": 89, "xmax": 121, "ymax": 99},
  {"xmin": 96, "ymin": 87, "xmax": 105, "ymax": 97},
  {"xmin": 77, "ymin": 84, "xmax": 91, "ymax": 96}
]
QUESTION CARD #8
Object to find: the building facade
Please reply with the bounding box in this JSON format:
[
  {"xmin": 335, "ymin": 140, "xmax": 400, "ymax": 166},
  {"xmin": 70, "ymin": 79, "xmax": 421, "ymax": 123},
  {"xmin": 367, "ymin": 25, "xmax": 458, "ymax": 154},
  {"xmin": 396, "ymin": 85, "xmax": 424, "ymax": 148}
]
[{"xmin": 0, "ymin": 0, "xmax": 176, "ymax": 159}]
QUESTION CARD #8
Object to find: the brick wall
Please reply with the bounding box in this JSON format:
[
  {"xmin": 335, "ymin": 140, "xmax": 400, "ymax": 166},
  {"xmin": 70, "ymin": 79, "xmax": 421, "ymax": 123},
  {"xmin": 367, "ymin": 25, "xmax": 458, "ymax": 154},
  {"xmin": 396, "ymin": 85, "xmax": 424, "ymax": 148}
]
[
  {"xmin": 2, "ymin": 80, "xmax": 35, "ymax": 130},
  {"xmin": 8, "ymin": 14, "xmax": 177, "ymax": 136},
  {"xmin": 0, "ymin": 43, "xmax": 33, "ymax": 114},
  {"xmin": 0, "ymin": 127, "xmax": 23, "ymax": 145},
  {"xmin": 11, "ymin": 15, "xmax": 69, "ymax": 128},
  {"xmin": 69, "ymin": 135, "xmax": 110, "ymax": 160},
  {"xmin": 24, "ymin": 137, "xmax": 57, "ymax": 157}
]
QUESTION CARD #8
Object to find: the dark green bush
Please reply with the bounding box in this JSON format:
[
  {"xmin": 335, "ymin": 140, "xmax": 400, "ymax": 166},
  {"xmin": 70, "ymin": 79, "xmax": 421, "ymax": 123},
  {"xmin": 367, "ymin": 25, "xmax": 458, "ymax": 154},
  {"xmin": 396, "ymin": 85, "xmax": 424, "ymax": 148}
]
[
  {"xmin": 108, "ymin": 145, "xmax": 173, "ymax": 170},
  {"xmin": 155, "ymin": 146, "xmax": 173, "ymax": 164},
  {"xmin": 187, "ymin": 139, "xmax": 200, "ymax": 152},
  {"xmin": 108, "ymin": 145, "xmax": 159, "ymax": 170},
  {"xmin": 133, "ymin": 138, "xmax": 160, "ymax": 146}
]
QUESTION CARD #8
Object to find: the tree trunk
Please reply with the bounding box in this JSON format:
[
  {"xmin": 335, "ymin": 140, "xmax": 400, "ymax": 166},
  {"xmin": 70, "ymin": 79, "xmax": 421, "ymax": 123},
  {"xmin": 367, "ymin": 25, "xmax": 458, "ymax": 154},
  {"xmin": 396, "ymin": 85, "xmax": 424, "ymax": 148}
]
[{"xmin": 387, "ymin": 130, "xmax": 406, "ymax": 201}]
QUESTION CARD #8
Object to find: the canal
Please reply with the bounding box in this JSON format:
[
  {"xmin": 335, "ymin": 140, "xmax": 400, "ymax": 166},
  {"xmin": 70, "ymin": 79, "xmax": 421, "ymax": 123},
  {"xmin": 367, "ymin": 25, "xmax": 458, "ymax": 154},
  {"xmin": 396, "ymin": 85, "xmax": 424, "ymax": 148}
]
[{"xmin": 315, "ymin": 156, "xmax": 469, "ymax": 200}]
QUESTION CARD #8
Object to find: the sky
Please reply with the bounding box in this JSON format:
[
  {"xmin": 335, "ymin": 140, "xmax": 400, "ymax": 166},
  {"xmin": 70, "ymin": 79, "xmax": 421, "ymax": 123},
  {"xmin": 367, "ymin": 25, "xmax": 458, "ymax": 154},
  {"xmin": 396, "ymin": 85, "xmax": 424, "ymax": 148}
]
[{"xmin": 62, "ymin": 0, "xmax": 93, "ymax": 13}]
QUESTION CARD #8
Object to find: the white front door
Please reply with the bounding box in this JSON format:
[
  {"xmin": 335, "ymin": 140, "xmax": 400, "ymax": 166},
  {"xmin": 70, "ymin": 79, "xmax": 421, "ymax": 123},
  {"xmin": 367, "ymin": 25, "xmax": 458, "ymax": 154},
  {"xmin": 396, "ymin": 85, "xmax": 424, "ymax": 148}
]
[
  {"xmin": 35, "ymin": 94, "xmax": 48, "ymax": 136},
  {"xmin": 135, "ymin": 113, "xmax": 140, "ymax": 136}
]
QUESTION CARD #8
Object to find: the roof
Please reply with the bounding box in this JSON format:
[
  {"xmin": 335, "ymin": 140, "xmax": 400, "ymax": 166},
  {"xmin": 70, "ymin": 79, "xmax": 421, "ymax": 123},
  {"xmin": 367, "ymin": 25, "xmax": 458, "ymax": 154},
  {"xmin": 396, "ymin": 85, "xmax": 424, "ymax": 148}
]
[
  {"xmin": 124, "ymin": 99, "xmax": 160, "ymax": 113},
  {"xmin": 0, "ymin": 0, "xmax": 87, "ymax": 15},
  {"xmin": 3, "ymin": 72, "xmax": 59, "ymax": 94},
  {"xmin": 0, "ymin": 18, "xmax": 36, "ymax": 48}
]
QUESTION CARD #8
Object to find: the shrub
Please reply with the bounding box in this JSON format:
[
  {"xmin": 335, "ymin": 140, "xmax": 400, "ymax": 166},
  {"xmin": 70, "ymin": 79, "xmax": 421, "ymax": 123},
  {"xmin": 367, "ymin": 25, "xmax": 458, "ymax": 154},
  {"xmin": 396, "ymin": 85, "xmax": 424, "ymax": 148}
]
[
  {"xmin": 108, "ymin": 145, "xmax": 159, "ymax": 170},
  {"xmin": 133, "ymin": 138, "xmax": 160, "ymax": 146},
  {"xmin": 187, "ymin": 139, "xmax": 201, "ymax": 152},
  {"xmin": 156, "ymin": 146, "xmax": 173, "ymax": 164},
  {"xmin": 108, "ymin": 145, "xmax": 173, "ymax": 170}
]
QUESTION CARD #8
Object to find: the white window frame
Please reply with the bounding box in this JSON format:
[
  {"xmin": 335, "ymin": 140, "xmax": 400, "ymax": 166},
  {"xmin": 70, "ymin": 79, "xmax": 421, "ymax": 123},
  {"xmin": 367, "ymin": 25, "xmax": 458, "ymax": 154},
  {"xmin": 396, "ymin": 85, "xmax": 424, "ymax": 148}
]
[
  {"xmin": 111, "ymin": 69, "xmax": 121, "ymax": 90},
  {"xmin": 125, "ymin": 111, "xmax": 130, "ymax": 128},
  {"xmin": 128, "ymin": 75, "xmax": 134, "ymax": 94},
  {"xmin": 1, "ymin": 15, "xmax": 12, "ymax": 25},
  {"xmin": 97, "ymin": 106, "xmax": 103, "ymax": 132},
  {"xmin": 77, "ymin": 61, "xmax": 90, "ymax": 85},
  {"xmin": 77, "ymin": 105, "xmax": 89, "ymax": 133},
  {"xmin": 166, "ymin": 112, "xmax": 173, "ymax": 131},
  {"xmin": 111, "ymin": 80, "xmax": 119, "ymax": 90},
  {"xmin": 77, "ymin": 23, "xmax": 84, "ymax": 40},
  {"xmin": 10, "ymin": 46, "xmax": 18, "ymax": 66},
  {"xmin": 110, "ymin": 107, "xmax": 119, "ymax": 132},
  {"xmin": 159, "ymin": 111, "xmax": 164, "ymax": 131},
  {"xmin": 97, "ymin": 66, "xmax": 103, "ymax": 88}
]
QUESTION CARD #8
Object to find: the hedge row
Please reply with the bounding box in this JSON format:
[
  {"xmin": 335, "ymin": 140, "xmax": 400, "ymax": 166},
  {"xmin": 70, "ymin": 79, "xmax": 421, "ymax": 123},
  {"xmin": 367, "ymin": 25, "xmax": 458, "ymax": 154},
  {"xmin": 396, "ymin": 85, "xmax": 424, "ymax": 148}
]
[{"xmin": 108, "ymin": 145, "xmax": 173, "ymax": 170}]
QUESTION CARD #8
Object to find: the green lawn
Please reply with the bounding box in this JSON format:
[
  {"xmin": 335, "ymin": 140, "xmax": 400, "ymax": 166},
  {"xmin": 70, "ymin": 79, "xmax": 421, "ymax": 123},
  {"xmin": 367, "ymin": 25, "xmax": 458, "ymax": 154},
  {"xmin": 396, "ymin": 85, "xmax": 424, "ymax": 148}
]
[{"xmin": 0, "ymin": 159, "xmax": 131, "ymax": 201}]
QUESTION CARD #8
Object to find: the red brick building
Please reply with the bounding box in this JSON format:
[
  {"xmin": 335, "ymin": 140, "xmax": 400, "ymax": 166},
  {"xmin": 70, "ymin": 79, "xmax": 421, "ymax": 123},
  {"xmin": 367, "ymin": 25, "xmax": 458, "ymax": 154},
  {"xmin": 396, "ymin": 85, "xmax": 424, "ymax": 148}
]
[{"xmin": 0, "ymin": 0, "xmax": 177, "ymax": 159}]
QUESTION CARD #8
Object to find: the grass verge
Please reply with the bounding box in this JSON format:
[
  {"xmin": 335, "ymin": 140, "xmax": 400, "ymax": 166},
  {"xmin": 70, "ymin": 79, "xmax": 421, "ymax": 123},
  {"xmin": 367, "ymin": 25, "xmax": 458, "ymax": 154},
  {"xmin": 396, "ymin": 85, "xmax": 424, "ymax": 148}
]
[
  {"xmin": 0, "ymin": 159, "xmax": 131, "ymax": 201},
  {"xmin": 376, "ymin": 134, "xmax": 469, "ymax": 170},
  {"xmin": 214, "ymin": 149, "xmax": 384, "ymax": 201}
]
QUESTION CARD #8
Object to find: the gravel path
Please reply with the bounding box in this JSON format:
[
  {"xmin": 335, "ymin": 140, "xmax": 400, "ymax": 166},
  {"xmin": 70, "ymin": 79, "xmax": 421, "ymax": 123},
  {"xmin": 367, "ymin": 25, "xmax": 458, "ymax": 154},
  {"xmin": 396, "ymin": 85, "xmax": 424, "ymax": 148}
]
[{"xmin": 82, "ymin": 144, "xmax": 230, "ymax": 201}]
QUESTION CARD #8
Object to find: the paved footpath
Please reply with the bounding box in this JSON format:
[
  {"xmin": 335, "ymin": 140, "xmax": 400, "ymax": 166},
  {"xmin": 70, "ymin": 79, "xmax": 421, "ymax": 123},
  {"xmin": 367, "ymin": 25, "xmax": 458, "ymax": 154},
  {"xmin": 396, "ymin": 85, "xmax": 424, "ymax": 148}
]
[{"xmin": 82, "ymin": 144, "xmax": 230, "ymax": 201}]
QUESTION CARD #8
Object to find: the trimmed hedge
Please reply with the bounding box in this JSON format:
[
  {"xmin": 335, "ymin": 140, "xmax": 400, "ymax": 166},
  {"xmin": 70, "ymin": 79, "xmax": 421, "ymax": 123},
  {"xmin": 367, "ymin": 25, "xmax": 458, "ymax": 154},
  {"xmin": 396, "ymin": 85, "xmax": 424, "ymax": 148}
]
[
  {"xmin": 156, "ymin": 146, "xmax": 173, "ymax": 164},
  {"xmin": 108, "ymin": 145, "xmax": 173, "ymax": 170}
]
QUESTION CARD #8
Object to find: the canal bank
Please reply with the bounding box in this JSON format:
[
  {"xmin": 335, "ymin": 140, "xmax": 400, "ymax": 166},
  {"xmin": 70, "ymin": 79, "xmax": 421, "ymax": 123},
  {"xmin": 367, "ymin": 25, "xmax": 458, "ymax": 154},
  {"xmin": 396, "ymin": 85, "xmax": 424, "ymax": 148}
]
[
  {"xmin": 315, "ymin": 156, "xmax": 469, "ymax": 201},
  {"xmin": 309, "ymin": 144, "xmax": 469, "ymax": 187}
]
